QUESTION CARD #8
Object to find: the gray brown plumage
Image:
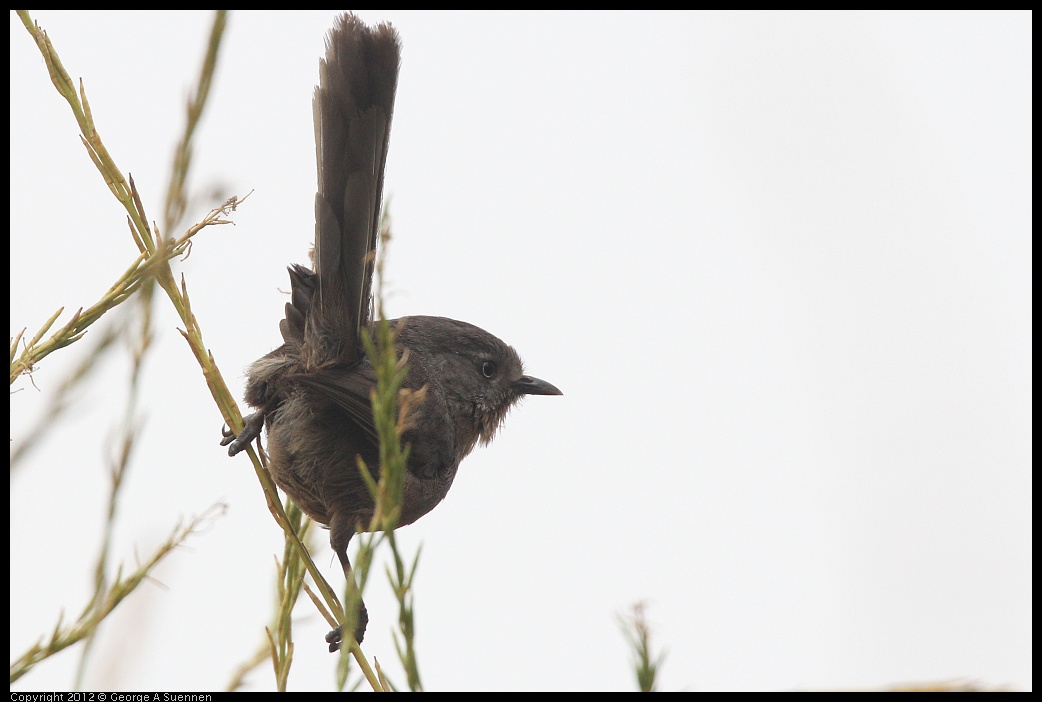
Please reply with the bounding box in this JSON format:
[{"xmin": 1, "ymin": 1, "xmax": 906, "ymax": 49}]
[{"xmin": 224, "ymin": 13, "xmax": 561, "ymax": 651}]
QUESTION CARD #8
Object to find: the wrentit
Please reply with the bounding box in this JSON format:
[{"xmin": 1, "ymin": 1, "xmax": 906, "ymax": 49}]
[{"xmin": 222, "ymin": 14, "xmax": 561, "ymax": 652}]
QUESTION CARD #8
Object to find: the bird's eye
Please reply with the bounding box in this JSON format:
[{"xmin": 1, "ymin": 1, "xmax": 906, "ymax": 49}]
[{"xmin": 481, "ymin": 360, "xmax": 497, "ymax": 379}]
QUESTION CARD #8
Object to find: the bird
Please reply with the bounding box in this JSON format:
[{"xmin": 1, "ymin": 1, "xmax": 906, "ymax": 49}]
[{"xmin": 222, "ymin": 13, "xmax": 561, "ymax": 652}]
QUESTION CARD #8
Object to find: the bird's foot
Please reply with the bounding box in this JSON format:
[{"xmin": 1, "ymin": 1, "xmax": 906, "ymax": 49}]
[
  {"xmin": 221, "ymin": 412, "xmax": 265, "ymax": 456},
  {"xmin": 326, "ymin": 603, "xmax": 369, "ymax": 652}
]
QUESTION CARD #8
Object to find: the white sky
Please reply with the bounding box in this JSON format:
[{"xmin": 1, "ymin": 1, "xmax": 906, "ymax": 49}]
[{"xmin": 9, "ymin": 10, "xmax": 1031, "ymax": 692}]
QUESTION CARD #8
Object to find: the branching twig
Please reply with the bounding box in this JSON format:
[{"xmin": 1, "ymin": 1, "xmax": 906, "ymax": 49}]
[
  {"xmin": 10, "ymin": 504, "xmax": 228, "ymax": 683},
  {"xmin": 619, "ymin": 601, "xmax": 666, "ymax": 692}
]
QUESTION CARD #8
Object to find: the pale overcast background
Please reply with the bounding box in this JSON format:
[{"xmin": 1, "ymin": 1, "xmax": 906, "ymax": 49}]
[{"xmin": 10, "ymin": 10, "xmax": 1031, "ymax": 692}]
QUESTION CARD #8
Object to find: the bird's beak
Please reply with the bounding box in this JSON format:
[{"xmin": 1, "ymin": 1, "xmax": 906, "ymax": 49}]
[{"xmin": 514, "ymin": 375, "xmax": 563, "ymax": 396}]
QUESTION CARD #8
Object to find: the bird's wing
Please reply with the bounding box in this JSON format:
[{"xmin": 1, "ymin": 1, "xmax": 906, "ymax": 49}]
[{"xmin": 292, "ymin": 365, "xmax": 381, "ymax": 444}]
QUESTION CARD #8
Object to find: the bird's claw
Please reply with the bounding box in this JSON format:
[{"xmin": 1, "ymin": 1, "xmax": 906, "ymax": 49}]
[
  {"xmin": 326, "ymin": 604, "xmax": 368, "ymax": 652},
  {"xmin": 221, "ymin": 412, "xmax": 265, "ymax": 456}
]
